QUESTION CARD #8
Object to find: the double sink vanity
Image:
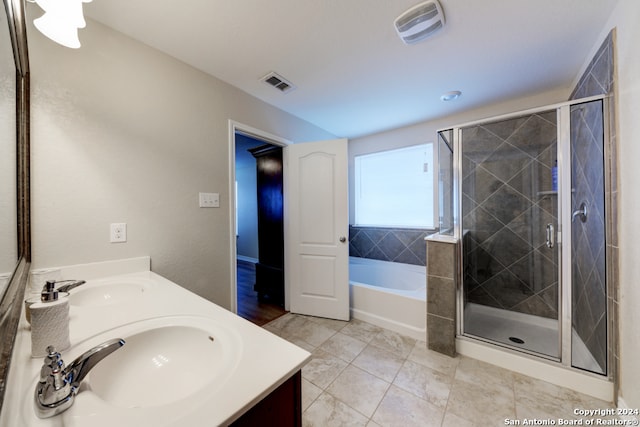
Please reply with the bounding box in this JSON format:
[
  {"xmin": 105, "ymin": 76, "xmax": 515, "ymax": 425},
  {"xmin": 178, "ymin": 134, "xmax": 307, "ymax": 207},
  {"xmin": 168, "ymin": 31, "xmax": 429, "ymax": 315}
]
[{"xmin": 0, "ymin": 257, "xmax": 310, "ymax": 426}]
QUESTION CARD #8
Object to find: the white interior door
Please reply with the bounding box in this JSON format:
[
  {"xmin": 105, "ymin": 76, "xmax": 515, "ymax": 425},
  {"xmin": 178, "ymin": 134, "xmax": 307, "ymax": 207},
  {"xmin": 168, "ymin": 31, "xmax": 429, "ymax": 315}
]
[{"xmin": 285, "ymin": 138, "xmax": 349, "ymax": 320}]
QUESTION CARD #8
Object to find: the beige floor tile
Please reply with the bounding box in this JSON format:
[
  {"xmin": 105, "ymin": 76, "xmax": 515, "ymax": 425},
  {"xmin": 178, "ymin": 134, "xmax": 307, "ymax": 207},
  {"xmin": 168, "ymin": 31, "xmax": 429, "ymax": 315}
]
[
  {"xmin": 441, "ymin": 412, "xmax": 476, "ymax": 427},
  {"xmin": 302, "ymin": 349, "xmax": 349, "ymax": 389},
  {"xmin": 292, "ymin": 318, "xmax": 338, "ymax": 347},
  {"xmin": 454, "ymin": 356, "xmax": 515, "ymax": 391},
  {"xmin": 341, "ymin": 319, "xmax": 384, "ymax": 343},
  {"xmin": 302, "ymin": 378, "xmax": 323, "ymax": 411},
  {"xmin": 393, "ymin": 359, "xmax": 452, "ymax": 408},
  {"xmin": 408, "ymin": 340, "xmax": 459, "ymax": 377},
  {"xmin": 352, "ymin": 344, "xmax": 405, "ymax": 383},
  {"xmin": 304, "ymin": 315, "xmax": 350, "ymax": 331},
  {"xmin": 573, "ymin": 388, "xmax": 616, "ymax": 411},
  {"xmin": 320, "ymin": 332, "xmax": 368, "ymax": 363},
  {"xmin": 326, "ymin": 365, "xmax": 390, "ymax": 418},
  {"xmin": 303, "ymin": 392, "xmax": 369, "ymax": 427},
  {"xmin": 372, "ymin": 385, "xmax": 443, "ymax": 427},
  {"xmin": 277, "ymin": 328, "xmax": 317, "ymax": 352},
  {"xmin": 267, "ymin": 315, "xmax": 331, "ymax": 346},
  {"xmin": 516, "ymin": 400, "xmax": 574, "ymax": 424},
  {"xmin": 513, "ymin": 373, "xmax": 595, "ymax": 419},
  {"xmin": 265, "ymin": 316, "xmax": 617, "ymax": 426},
  {"xmin": 266, "ymin": 312, "xmax": 304, "ymax": 331},
  {"xmin": 446, "ymin": 376, "xmax": 516, "ymax": 426},
  {"xmin": 369, "ymin": 329, "xmax": 416, "ymax": 358}
]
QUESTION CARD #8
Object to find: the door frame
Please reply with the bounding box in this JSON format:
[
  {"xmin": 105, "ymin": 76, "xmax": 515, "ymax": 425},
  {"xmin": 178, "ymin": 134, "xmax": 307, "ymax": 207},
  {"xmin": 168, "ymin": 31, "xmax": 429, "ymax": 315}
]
[{"xmin": 228, "ymin": 120, "xmax": 292, "ymax": 313}]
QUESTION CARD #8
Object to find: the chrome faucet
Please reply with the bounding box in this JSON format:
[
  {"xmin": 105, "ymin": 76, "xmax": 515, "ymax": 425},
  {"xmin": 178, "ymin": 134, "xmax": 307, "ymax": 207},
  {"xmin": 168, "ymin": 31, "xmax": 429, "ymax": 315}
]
[
  {"xmin": 34, "ymin": 338, "xmax": 125, "ymax": 418},
  {"xmin": 572, "ymin": 201, "xmax": 588, "ymax": 223},
  {"xmin": 46, "ymin": 279, "xmax": 87, "ymax": 293}
]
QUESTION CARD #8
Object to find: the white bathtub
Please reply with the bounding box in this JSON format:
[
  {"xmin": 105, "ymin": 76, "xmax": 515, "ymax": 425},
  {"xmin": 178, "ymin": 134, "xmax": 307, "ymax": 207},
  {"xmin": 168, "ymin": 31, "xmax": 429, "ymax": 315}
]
[{"xmin": 349, "ymin": 257, "xmax": 426, "ymax": 340}]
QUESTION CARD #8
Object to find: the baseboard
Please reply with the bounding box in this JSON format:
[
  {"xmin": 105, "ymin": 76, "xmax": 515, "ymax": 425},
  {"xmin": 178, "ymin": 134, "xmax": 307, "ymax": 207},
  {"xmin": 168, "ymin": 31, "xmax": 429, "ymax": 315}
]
[{"xmin": 351, "ymin": 308, "xmax": 426, "ymax": 341}]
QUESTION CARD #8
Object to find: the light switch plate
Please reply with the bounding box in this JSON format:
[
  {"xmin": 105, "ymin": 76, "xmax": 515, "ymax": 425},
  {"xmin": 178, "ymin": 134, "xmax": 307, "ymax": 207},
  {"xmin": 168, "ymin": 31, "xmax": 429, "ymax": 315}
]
[{"xmin": 199, "ymin": 192, "xmax": 220, "ymax": 208}]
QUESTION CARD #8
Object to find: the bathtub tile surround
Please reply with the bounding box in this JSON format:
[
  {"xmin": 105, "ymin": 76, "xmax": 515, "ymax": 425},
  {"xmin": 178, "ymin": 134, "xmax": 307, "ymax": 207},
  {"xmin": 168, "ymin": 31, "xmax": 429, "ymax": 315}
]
[
  {"xmin": 349, "ymin": 226, "xmax": 428, "ymax": 266},
  {"xmin": 426, "ymin": 236, "xmax": 457, "ymax": 357},
  {"xmin": 264, "ymin": 313, "xmax": 619, "ymax": 426}
]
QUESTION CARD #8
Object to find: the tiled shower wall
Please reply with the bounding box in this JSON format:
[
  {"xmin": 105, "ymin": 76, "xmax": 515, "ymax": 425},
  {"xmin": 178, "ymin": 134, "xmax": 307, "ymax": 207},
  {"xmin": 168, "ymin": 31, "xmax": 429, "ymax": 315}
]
[
  {"xmin": 569, "ymin": 31, "xmax": 617, "ymax": 377},
  {"xmin": 461, "ymin": 112, "xmax": 560, "ymax": 319},
  {"xmin": 349, "ymin": 226, "xmax": 428, "ymax": 266},
  {"xmin": 569, "ymin": 101, "xmax": 607, "ymax": 372}
]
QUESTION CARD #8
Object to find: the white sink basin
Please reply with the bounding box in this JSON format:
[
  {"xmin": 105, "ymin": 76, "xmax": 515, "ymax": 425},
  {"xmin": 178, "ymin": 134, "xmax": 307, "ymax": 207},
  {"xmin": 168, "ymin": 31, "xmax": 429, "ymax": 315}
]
[
  {"xmin": 83, "ymin": 316, "xmax": 243, "ymax": 408},
  {"xmin": 70, "ymin": 281, "xmax": 150, "ymax": 307},
  {"xmin": 19, "ymin": 315, "xmax": 244, "ymax": 425}
]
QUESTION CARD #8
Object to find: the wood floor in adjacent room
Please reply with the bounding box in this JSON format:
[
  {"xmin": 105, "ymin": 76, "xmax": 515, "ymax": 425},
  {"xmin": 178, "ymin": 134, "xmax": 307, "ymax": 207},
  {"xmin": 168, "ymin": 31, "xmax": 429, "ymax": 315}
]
[{"xmin": 236, "ymin": 259, "xmax": 287, "ymax": 326}]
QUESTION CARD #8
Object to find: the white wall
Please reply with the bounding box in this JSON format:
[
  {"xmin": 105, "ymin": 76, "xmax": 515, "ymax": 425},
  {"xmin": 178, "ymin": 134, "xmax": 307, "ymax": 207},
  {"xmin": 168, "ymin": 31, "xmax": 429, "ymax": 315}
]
[
  {"xmin": 28, "ymin": 17, "xmax": 335, "ymax": 309},
  {"xmin": 601, "ymin": 0, "xmax": 640, "ymax": 410}
]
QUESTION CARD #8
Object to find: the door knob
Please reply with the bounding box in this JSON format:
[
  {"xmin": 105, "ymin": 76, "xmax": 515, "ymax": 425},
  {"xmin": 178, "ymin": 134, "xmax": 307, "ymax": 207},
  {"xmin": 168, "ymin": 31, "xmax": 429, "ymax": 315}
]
[{"xmin": 339, "ymin": 236, "xmax": 347, "ymax": 243}]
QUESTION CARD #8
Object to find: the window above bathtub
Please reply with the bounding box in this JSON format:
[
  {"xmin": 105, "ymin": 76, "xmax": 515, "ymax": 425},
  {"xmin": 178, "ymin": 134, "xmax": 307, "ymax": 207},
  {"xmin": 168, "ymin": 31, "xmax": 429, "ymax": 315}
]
[{"xmin": 354, "ymin": 143, "xmax": 435, "ymax": 229}]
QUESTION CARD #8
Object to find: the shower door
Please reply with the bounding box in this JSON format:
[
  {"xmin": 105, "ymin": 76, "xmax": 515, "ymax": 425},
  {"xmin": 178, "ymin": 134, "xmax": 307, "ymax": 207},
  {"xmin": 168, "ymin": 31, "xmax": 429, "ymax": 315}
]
[
  {"xmin": 460, "ymin": 109, "xmax": 561, "ymax": 359},
  {"xmin": 569, "ymin": 99, "xmax": 607, "ymax": 375}
]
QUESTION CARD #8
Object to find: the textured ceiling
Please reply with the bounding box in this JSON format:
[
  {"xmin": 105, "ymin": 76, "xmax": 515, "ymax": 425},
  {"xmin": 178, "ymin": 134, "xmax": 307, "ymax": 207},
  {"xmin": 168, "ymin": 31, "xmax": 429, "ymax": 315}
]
[{"xmin": 80, "ymin": 0, "xmax": 619, "ymax": 138}]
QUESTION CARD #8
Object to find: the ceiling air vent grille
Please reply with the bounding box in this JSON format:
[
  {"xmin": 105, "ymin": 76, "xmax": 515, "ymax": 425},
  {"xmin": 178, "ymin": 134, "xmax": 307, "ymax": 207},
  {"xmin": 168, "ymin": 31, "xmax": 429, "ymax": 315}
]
[
  {"xmin": 262, "ymin": 72, "xmax": 296, "ymax": 93},
  {"xmin": 394, "ymin": 0, "xmax": 446, "ymax": 45}
]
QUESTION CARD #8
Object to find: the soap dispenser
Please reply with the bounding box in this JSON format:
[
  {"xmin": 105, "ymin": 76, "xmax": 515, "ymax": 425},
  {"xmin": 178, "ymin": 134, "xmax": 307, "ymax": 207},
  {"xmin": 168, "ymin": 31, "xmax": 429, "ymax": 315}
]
[{"xmin": 30, "ymin": 281, "xmax": 71, "ymax": 357}]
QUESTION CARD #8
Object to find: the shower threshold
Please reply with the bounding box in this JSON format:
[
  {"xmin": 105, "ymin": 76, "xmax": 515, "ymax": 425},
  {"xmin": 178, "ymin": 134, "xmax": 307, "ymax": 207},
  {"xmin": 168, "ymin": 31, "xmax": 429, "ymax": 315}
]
[
  {"xmin": 463, "ymin": 303, "xmax": 603, "ymax": 374},
  {"xmin": 464, "ymin": 303, "xmax": 559, "ymax": 358}
]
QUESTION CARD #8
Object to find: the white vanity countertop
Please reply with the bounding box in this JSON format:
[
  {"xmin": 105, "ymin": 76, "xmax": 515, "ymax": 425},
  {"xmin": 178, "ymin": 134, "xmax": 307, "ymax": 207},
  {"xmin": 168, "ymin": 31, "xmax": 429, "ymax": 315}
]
[{"xmin": 0, "ymin": 257, "xmax": 310, "ymax": 427}]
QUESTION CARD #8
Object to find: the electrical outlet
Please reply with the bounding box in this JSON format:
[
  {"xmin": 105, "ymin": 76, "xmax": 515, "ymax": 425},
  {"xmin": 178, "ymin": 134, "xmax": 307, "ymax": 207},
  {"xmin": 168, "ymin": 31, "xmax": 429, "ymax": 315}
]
[
  {"xmin": 199, "ymin": 192, "xmax": 220, "ymax": 208},
  {"xmin": 110, "ymin": 223, "xmax": 127, "ymax": 243}
]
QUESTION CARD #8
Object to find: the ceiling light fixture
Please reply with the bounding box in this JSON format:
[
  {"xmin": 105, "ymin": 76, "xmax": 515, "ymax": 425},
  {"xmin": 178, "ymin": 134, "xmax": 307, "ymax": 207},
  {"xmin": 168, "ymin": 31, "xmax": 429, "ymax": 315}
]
[
  {"xmin": 27, "ymin": 0, "xmax": 93, "ymax": 49},
  {"xmin": 440, "ymin": 90, "xmax": 462, "ymax": 101},
  {"xmin": 394, "ymin": 0, "xmax": 446, "ymax": 45}
]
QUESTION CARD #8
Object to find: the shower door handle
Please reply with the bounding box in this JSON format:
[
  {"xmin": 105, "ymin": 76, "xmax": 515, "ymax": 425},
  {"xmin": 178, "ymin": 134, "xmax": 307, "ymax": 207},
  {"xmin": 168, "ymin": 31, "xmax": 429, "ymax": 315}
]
[{"xmin": 546, "ymin": 223, "xmax": 555, "ymax": 249}]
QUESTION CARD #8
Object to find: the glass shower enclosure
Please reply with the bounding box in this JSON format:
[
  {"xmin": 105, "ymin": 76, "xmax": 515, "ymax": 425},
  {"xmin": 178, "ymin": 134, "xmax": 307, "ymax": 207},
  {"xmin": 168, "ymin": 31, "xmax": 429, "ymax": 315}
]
[{"xmin": 439, "ymin": 96, "xmax": 609, "ymax": 376}]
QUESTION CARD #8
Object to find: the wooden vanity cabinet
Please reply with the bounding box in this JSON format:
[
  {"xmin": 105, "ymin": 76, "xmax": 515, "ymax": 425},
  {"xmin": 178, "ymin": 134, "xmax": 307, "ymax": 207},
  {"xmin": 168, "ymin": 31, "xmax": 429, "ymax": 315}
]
[{"xmin": 230, "ymin": 371, "xmax": 302, "ymax": 426}]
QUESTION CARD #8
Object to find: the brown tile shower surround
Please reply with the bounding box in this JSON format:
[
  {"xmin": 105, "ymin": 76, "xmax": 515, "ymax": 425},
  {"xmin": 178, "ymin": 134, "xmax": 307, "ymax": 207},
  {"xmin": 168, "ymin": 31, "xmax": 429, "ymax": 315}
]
[{"xmin": 426, "ymin": 239, "xmax": 457, "ymax": 357}]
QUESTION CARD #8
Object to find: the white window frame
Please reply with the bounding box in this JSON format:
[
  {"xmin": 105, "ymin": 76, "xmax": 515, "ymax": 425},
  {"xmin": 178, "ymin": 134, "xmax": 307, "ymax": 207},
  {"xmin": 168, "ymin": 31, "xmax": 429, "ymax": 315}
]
[{"xmin": 354, "ymin": 143, "xmax": 437, "ymax": 229}]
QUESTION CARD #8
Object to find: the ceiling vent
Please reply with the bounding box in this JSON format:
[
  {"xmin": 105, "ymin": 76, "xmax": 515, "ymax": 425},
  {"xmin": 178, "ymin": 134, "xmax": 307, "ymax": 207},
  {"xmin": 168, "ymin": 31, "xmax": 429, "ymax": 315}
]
[
  {"xmin": 394, "ymin": 0, "xmax": 445, "ymax": 45},
  {"xmin": 261, "ymin": 72, "xmax": 296, "ymax": 93}
]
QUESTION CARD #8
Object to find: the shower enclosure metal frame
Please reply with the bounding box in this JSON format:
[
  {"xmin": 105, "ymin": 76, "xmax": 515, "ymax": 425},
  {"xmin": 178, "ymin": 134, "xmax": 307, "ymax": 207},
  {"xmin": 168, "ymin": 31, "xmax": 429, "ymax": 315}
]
[{"xmin": 444, "ymin": 94, "xmax": 610, "ymax": 379}]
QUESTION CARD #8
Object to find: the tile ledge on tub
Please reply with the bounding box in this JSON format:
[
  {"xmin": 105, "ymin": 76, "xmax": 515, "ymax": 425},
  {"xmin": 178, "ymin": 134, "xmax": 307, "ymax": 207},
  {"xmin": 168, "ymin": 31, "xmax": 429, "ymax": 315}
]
[{"xmin": 425, "ymin": 233, "xmax": 457, "ymax": 244}]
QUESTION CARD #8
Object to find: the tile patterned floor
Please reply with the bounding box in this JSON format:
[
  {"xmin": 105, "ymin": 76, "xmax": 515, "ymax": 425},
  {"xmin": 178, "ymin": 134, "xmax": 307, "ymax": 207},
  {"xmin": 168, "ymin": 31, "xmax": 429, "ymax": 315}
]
[{"xmin": 263, "ymin": 313, "xmax": 620, "ymax": 427}]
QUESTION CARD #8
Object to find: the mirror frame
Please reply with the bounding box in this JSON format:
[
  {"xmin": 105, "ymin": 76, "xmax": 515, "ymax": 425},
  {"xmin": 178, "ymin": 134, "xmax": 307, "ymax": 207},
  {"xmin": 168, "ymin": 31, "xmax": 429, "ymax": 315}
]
[{"xmin": 0, "ymin": 0, "xmax": 30, "ymax": 414}]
